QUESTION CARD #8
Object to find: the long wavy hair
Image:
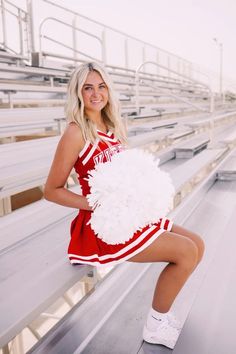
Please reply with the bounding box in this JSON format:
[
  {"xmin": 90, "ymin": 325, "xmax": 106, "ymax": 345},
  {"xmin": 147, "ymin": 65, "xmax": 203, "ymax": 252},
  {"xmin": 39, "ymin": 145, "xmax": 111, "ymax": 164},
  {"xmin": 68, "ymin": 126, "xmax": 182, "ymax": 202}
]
[{"xmin": 65, "ymin": 61, "xmax": 127, "ymax": 145}]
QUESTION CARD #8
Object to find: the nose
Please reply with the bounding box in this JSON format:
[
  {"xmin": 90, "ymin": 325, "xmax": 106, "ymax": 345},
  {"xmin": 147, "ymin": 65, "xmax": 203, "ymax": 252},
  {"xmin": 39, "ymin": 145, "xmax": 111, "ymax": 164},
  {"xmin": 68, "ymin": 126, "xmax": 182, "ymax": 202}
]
[{"xmin": 92, "ymin": 88, "xmax": 100, "ymax": 97}]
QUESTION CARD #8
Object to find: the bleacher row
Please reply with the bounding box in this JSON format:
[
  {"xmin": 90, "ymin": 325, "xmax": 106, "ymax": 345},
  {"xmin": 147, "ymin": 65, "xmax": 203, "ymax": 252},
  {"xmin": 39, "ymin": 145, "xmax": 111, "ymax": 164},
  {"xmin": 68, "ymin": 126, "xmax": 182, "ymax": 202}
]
[{"xmin": 1, "ymin": 47, "xmax": 236, "ymax": 354}]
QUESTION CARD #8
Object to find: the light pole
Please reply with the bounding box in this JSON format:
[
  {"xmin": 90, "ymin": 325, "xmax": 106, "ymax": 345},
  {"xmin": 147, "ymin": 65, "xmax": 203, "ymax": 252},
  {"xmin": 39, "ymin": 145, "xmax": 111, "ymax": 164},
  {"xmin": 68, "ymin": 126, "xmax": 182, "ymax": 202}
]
[{"xmin": 213, "ymin": 38, "xmax": 224, "ymax": 102}]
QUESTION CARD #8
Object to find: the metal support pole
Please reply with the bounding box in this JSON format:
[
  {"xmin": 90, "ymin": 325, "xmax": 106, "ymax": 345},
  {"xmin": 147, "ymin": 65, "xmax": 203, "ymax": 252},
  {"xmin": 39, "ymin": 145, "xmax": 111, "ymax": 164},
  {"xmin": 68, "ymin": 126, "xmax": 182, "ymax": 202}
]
[
  {"xmin": 156, "ymin": 51, "xmax": 159, "ymax": 76},
  {"xmin": 219, "ymin": 42, "xmax": 224, "ymax": 103},
  {"xmin": 142, "ymin": 46, "xmax": 146, "ymax": 72},
  {"xmin": 124, "ymin": 37, "xmax": 129, "ymax": 70},
  {"xmin": 135, "ymin": 70, "xmax": 140, "ymax": 115},
  {"xmin": 18, "ymin": 9, "xmax": 24, "ymax": 56},
  {"xmin": 167, "ymin": 56, "xmax": 170, "ymax": 78},
  {"xmin": 213, "ymin": 38, "xmax": 224, "ymax": 103},
  {"xmin": 26, "ymin": 0, "xmax": 35, "ymax": 52},
  {"xmin": 1, "ymin": 0, "xmax": 7, "ymax": 50},
  {"xmin": 102, "ymin": 28, "xmax": 107, "ymax": 64}
]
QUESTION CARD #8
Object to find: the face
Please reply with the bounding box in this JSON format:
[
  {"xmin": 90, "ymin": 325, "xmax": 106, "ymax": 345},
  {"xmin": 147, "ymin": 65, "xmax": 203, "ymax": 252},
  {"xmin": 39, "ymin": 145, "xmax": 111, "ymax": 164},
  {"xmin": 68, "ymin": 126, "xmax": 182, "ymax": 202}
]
[{"xmin": 81, "ymin": 70, "xmax": 109, "ymax": 115}]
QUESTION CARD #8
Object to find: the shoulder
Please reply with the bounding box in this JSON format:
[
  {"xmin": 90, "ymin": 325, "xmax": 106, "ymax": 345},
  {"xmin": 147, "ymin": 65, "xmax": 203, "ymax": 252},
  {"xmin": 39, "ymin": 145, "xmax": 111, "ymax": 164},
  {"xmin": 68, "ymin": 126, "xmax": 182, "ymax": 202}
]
[{"xmin": 58, "ymin": 122, "xmax": 85, "ymax": 153}]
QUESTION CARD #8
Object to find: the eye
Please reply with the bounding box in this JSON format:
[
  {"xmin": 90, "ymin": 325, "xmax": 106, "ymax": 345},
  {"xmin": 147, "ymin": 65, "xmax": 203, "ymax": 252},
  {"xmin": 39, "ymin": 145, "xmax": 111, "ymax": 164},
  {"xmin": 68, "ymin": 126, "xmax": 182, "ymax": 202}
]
[
  {"xmin": 84, "ymin": 86, "xmax": 92, "ymax": 91},
  {"xmin": 99, "ymin": 84, "xmax": 107, "ymax": 89}
]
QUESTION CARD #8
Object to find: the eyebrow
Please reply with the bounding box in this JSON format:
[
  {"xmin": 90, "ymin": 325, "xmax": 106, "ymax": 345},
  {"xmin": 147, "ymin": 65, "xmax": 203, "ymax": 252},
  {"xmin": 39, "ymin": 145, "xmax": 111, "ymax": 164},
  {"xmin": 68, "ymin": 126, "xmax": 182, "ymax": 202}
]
[{"xmin": 83, "ymin": 82, "xmax": 106, "ymax": 87}]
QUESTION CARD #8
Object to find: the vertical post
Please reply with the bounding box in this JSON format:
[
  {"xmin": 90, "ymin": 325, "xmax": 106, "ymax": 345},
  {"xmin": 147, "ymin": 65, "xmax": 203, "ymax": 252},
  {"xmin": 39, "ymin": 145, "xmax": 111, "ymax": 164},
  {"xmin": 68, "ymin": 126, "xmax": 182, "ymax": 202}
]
[
  {"xmin": 18, "ymin": 9, "xmax": 24, "ymax": 56},
  {"xmin": 219, "ymin": 42, "xmax": 224, "ymax": 103},
  {"xmin": 135, "ymin": 70, "xmax": 140, "ymax": 115},
  {"xmin": 142, "ymin": 45, "xmax": 146, "ymax": 72},
  {"xmin": 156, "ymin": 51, "xmax": 159, "ymax": 76},
  {"xmin": 1, "ymin": 0, "xmax": 7, "ymax": 50},
  {"xmin": 213, "ymin": 38, "xmax": 224, "ymax": 103},
  {"xmin": 167, "ymin": 56, "xmax": 170, "ymax": 78},
  {"xmin": 72, "ymin": 15, "xmax": 78, "ymax": 65},
  {"xmin": 102, "ymin": 27, "xmax": 107, "ymax": 64},
  {"xmin": 26, "ymin": 0, "xmax": 35, "ymax": 53},
  {"xmin": 124, "ymin": 37, "xmax": 129, "ymax": 70},
  {"xmin": 177, "ymin": 59, "xmax": 181, "ymax": 81}
]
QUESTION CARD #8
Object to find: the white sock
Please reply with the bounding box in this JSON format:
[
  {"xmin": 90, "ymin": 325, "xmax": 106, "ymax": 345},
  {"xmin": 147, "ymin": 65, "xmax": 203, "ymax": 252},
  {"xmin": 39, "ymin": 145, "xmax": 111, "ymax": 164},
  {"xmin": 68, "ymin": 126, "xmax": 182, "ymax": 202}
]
[{"xmin": 146, "ymin": 307, "xmax": 168, "ymax": 330}]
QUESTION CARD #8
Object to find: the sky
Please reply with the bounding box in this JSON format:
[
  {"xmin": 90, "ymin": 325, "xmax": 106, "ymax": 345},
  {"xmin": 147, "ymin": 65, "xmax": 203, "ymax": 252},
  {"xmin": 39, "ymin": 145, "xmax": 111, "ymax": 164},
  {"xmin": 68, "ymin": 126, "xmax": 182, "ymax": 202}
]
[{"xmin": 4, "ymin": 0, "xmax": 236, "ymax": 91}]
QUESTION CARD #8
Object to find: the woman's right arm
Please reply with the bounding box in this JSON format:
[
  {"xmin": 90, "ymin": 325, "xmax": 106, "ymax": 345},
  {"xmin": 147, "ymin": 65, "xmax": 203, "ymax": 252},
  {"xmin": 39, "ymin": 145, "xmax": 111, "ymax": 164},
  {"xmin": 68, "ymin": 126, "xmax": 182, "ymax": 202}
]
[{"xmin": 44, "ymin": 123, "xmax": 92, "ymax": 211}]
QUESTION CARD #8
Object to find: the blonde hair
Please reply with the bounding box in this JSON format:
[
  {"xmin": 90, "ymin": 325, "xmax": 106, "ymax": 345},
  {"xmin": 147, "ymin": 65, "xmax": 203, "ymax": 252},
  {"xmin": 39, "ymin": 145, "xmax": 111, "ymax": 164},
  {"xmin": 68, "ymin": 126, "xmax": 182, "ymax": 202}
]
[{"xmin": 65, "ymin": 61, "xmax": 127, "ymax": 145}]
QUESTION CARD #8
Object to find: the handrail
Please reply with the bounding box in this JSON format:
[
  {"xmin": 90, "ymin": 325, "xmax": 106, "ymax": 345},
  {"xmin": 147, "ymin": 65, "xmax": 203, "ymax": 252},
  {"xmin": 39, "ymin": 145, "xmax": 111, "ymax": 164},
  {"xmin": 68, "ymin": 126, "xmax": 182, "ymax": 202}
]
[
  {"xmin": 0, "ymin": 0, "xmax": 30, "ymax": 58},
  {"xmin": 41, "ymin": 0, "xmax": 199, "ymax": 76},
  {"xmin": 135, "ymin": 61, "xmax": 214, "ymax": 114},
  {"xmin": 135, "ymin": 60, "xmax": 216, "ymax": 143},
  {"xmin": 42, "ymin": 36, "xmax": 100, "ymax": 62},
  {"xmin": 39, "ymin": 16, "xmax": 103, "ymax": 62},
  {"xmin": 3, "ymin": 0, "xmax": 27, "ymax": 13},
  {"xmin": 146, "ymin": 82, "xmax": 208, "ymax": 113},
  {"xmin": 41, "ymin": 0, "xmax": 192, "ymax": 66}
]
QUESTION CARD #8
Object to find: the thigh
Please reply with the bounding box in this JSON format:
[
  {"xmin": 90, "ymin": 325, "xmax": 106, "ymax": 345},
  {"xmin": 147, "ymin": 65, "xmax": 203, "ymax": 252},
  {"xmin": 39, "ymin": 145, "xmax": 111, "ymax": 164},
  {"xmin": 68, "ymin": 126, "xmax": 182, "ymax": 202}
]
[{"xmin": 127, "ymin": 231, "xmax": 197, "ymax": 264}]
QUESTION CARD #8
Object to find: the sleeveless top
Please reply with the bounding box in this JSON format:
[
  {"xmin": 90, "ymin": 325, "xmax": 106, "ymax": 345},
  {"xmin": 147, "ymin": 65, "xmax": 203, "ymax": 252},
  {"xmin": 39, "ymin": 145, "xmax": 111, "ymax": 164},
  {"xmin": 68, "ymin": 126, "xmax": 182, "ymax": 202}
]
[{"xmin": 68, "ymin": 130, "xmax": 173, "ymax": 267}]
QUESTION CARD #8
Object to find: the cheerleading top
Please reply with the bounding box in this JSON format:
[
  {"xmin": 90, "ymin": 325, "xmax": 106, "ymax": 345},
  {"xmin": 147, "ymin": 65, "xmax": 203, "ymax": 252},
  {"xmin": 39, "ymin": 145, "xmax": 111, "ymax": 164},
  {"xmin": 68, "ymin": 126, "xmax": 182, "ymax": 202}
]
[{"xmin": 68, "ymin": 129, "xmax": 173, "ymax": 267}]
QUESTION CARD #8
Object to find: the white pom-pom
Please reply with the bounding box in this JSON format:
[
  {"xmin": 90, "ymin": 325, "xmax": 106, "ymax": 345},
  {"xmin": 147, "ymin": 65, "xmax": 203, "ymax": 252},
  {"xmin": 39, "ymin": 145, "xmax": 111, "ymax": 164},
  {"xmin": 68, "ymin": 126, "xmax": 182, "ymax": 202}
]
[{"xmin": 87, "ymin": 149, "xmax": 175, "ymax": 245}]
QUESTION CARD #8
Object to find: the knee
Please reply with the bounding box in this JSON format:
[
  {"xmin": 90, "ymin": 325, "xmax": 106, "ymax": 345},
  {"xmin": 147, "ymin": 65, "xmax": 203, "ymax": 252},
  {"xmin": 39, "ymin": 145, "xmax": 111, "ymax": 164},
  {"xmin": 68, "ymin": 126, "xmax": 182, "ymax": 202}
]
[
  {"xmin": 196, "ymin": 235, "xmax": 205, "ymax": 263},
  {"xmin": 178, "ymin": 239, "xmax": 199, "ymax": 273},
  {"xmin": 193, "ymin": 233, "xmax": 205, "ymax": 264}
]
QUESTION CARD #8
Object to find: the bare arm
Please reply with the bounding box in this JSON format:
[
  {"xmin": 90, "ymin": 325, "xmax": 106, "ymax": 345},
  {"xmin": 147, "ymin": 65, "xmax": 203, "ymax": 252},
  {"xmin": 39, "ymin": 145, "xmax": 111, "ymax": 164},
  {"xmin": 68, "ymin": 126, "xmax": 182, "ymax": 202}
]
[{"xmin": 44, "ymin": 123, "xmax": 92, "ymax": 211}]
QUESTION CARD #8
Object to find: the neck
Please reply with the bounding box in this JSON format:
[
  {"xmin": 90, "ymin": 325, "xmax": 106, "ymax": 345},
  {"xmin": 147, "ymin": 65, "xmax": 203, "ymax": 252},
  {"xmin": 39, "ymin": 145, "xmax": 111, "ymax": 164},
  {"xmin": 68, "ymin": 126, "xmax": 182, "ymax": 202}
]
[{"xmin": 85, "ymin": 111, "xmax": 107, "ymax": 133}]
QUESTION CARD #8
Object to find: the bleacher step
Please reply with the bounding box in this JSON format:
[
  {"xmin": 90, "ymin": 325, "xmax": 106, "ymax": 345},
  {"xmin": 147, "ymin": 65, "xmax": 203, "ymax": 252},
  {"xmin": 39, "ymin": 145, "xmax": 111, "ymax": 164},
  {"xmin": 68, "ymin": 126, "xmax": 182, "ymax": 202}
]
[
  {"xmin": 174, "ymin": 135, "xmax": 210, "ymax": 158},
  {"xmin": 174, "ymin": 184, "xmax": 236, "ymax": 354},
  {"xmin": 216, "ymin": 154, "xmax": 236, "ymax": 180}
]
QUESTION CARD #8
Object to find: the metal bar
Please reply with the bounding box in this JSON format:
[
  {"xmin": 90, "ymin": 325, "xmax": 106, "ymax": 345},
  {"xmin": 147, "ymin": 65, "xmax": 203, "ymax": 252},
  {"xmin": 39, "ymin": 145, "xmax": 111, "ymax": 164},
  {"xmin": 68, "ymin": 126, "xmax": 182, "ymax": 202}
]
[
  {"xmin": 124, "ymin": 38, "xmax": 129, "ymax": 69},
  {"xmin": 39, "ymin": 17, "xmax": 101, "ymax": 43},
  {"xmin": 102, "ymin": 27, "xmax": 106, "ymax": 64},
  {"xmin": 135, "ymin": 60, "xmax": 213, "ymax": 115},
  {"xmin": 4, "ymin": 0, "xmax": 27, "ymax": 14},
  {"xmin": 42, "ymin": 35, "xmax": 99, "ymax": 61},
  {"xmin": 41, "ymin": 0, "xmax": 193, "ymax": 65},
  {"xmin": 142, "ymin": 46, "xmax": 146, "ymax": 73},
  {"xmin": 1, "ymin": 0, "xmax": 7, "ymax": 50},
  {"xmin": 26, "ymin": 0, "xmax": 35, "ymax": 52},
  {"xmin": 18, "ymin": 8, "xmax": 24, "ymax": 56},
  {"xmin": 39, "ymin": 16, "xmax": 103, "ymax": 61}
]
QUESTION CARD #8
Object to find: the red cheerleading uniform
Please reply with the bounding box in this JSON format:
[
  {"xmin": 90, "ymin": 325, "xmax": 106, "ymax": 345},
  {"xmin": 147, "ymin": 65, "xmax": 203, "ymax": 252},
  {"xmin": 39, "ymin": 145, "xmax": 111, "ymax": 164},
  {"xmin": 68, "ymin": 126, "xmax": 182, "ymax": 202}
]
[{"xmin": 68, "ymin": 129, "xmax": 173, "ymax": 267}]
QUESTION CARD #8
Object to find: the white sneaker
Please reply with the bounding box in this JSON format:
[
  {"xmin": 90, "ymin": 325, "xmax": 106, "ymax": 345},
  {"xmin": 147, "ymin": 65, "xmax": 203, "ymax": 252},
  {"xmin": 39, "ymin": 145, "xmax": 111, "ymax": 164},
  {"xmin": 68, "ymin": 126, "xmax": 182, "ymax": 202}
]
[
  {"xmin": 166, "ymin": 312, "xmax": 181, "ymax": 330},
  {"xmin": 143, "ymin": 320, "xmax": 180, "ymax": 349}
]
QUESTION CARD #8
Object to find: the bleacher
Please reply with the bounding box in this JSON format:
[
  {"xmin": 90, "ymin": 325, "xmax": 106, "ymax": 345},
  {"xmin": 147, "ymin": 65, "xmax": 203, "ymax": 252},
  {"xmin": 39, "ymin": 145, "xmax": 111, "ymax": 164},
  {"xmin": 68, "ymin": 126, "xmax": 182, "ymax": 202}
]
[{"xmin": 1, "ymin": 1, "xmax": 236, "ymax": 353}]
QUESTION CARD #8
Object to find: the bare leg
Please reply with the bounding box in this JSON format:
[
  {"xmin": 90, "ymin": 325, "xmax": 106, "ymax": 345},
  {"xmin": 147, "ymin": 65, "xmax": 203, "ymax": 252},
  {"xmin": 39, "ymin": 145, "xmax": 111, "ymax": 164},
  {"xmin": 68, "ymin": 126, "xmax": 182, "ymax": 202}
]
[
  {"xmin": 171, "ymin": 224, "xmax": 205, "ymax": 265},
  {"xmin": 127, "ymin": 224, "xmax": 204, "ymax": 312}
]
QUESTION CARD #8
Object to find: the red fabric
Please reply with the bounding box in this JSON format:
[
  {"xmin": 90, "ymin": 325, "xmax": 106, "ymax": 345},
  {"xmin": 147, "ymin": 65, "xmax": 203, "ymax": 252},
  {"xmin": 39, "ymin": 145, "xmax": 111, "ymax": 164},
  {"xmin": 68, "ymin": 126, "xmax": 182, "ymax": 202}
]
[{"xmin": 67, "ymin": 131, "xmax": 172, "ymax": 266}]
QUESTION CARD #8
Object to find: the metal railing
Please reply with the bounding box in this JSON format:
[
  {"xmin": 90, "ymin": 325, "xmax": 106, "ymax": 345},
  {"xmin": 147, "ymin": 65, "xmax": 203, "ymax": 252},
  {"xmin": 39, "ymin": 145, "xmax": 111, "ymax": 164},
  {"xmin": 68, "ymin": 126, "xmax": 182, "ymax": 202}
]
[
  {"xmin": 39, "ymin": 16, "xmax": 104, "ymax": 64},
  {"xmin": 135, "ymin": 61, "xmax": 214, "ymax": 114},
  {"xmin": 39, "ymin": 0, "xmax": 199, "ymax": 82},
  {"xmin": 0, "ymin": 0, "xmax": 31, "ymax": 58}
]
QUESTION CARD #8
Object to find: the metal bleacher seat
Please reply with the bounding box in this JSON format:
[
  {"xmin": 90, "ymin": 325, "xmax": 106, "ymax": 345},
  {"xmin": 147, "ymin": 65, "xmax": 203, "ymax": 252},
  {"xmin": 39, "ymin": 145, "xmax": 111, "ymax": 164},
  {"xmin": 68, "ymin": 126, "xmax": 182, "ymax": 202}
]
[
  {"xmin": 173, "ymin": 134, "xmax": 210, "ymax": 158},
  {"xmin": 216, "ymin": 149, "xmax": 236, "ymax": 180},
  {"xmin": 23, "ymin": 147, "xmax": 236, "ymax": 354}
]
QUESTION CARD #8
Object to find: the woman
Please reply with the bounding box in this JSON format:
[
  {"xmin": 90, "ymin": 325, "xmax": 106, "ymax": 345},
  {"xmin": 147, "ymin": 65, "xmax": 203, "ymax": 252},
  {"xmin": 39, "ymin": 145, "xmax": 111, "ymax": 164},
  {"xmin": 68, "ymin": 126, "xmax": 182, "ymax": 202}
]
[{"xmin": 44, "ymin": 61, "xmax": 204, "ymax": 349}]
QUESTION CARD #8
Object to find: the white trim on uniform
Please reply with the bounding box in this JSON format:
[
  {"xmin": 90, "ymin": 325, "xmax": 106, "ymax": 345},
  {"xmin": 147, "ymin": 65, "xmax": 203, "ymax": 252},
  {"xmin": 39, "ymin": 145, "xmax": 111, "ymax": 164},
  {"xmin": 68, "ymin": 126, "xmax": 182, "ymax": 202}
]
[
  {"xmin": 68, "ymin": 224, "xmax": 157, "ymax": 261},
  {"xmin": 69, "ymin": 226, "xmax": 167, "ymax": 267},
  {"xmin": 100, "ymin": 136, "xmax": 118, "ymax": 143},
  {"xmin": 79, "ymin": 140, "xmax": 90, "ymax": 158},
  {"xmin": 82, "ymin": 139, "xmax": 99, "ymax": 165}
]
